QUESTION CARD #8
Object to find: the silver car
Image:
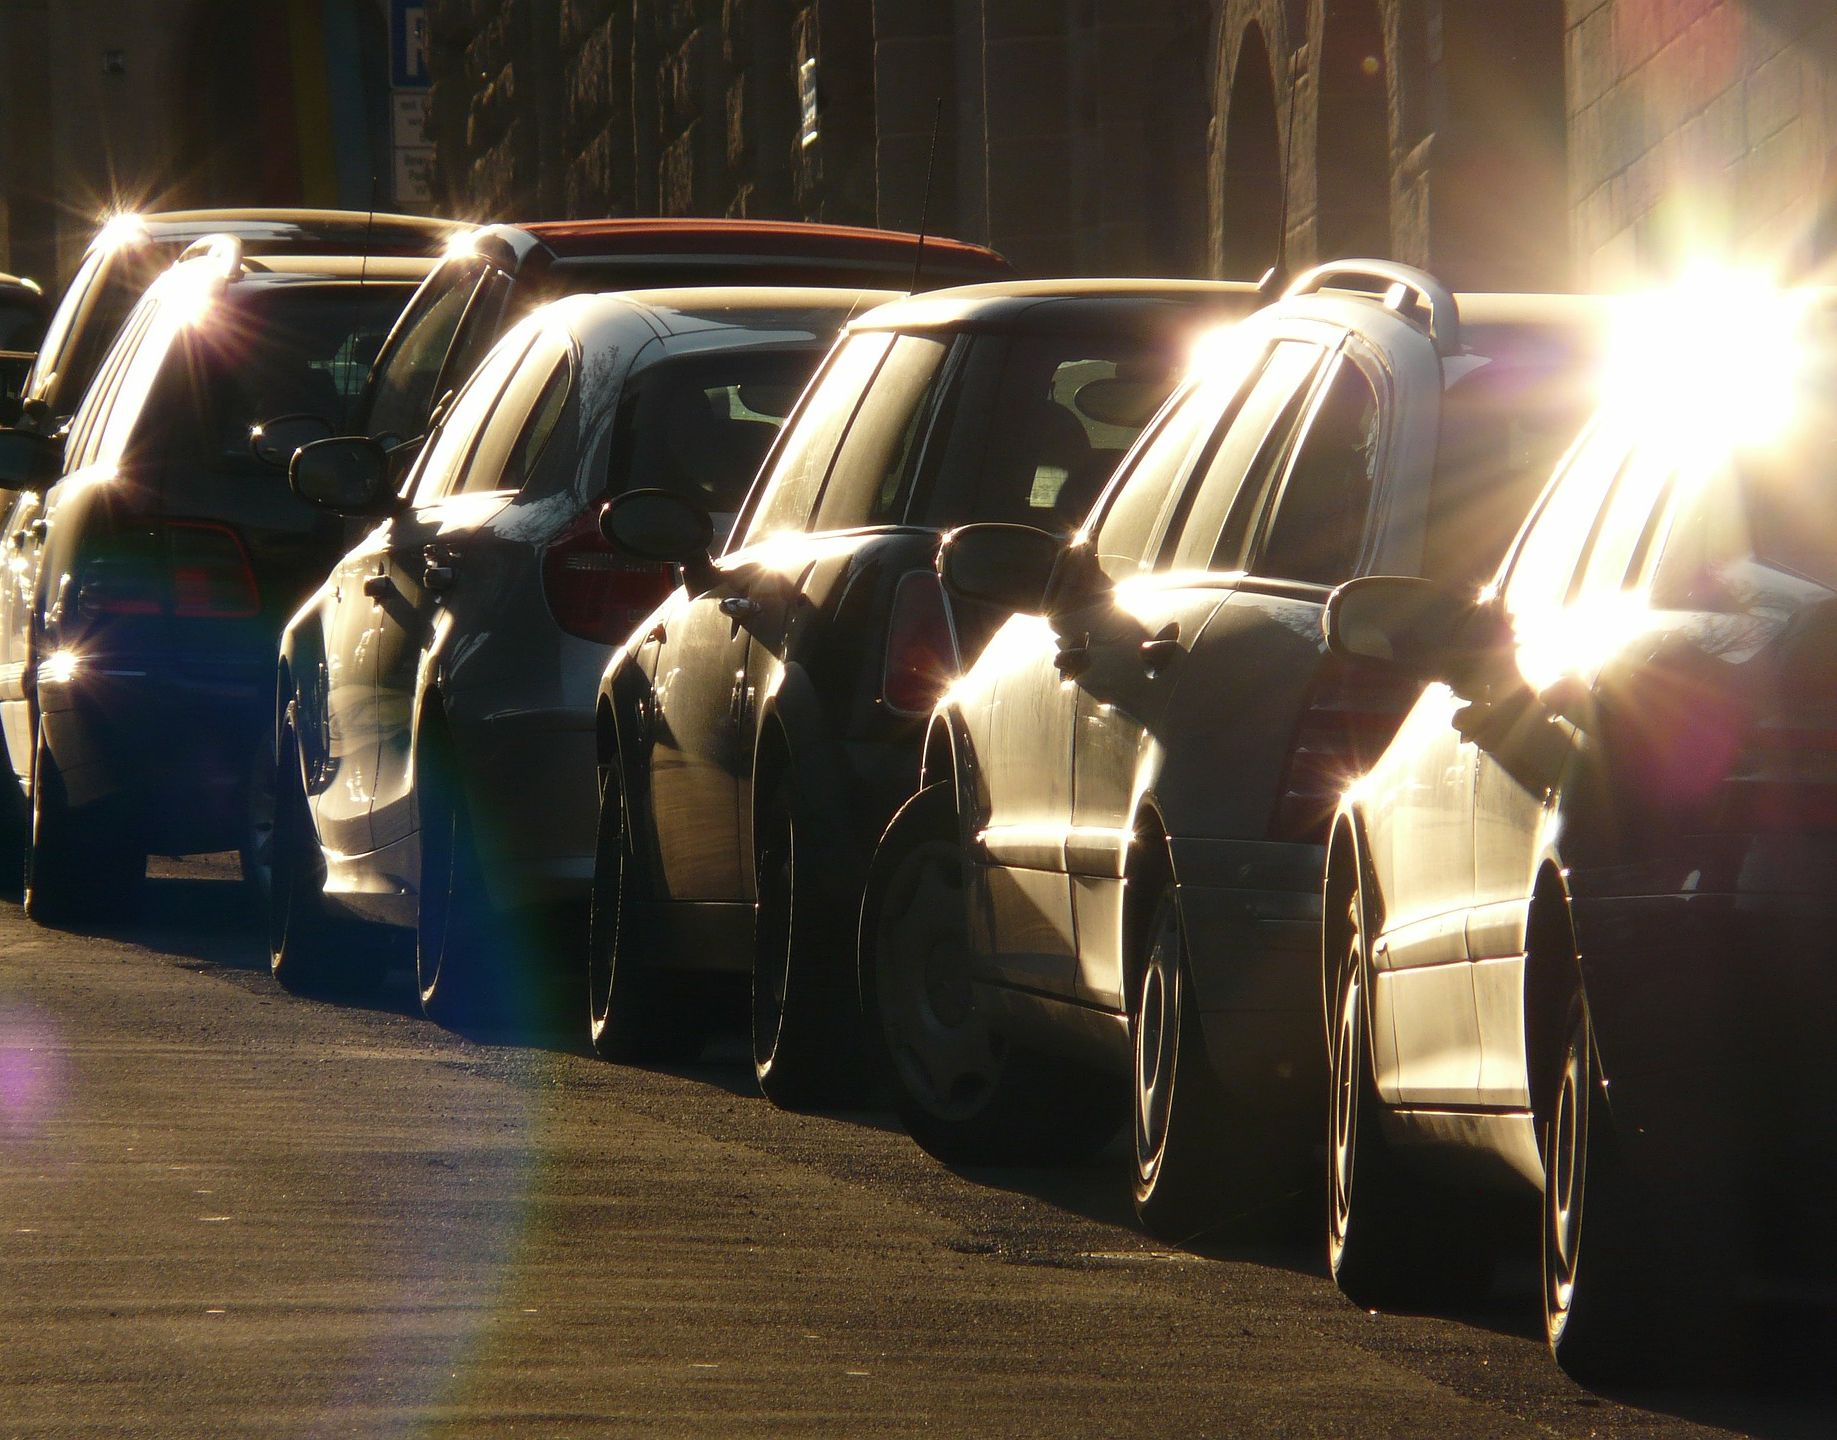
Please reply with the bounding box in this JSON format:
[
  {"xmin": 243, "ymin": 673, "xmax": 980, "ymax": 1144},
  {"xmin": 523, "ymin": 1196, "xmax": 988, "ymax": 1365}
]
[{"xmin": 271, "ymin": 286, "xmax": 889, "ymax": 1022}]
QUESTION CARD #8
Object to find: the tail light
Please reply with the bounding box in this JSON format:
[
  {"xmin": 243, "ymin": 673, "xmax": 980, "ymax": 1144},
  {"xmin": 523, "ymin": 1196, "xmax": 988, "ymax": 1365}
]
[
  {"xmin": 882, "ymin": 570, "xmax": 961, "ymax": 715},
  {"xmin": 1271, "ymin": 664, "xmax": 1414, "ymax": 842},
  {"xmin": 74, "ymin": 520, "xmax": 259, "ymax": 620},
  {"xmin": 541, "ymin": 508, "xmax": 674, "ymax": 644}
]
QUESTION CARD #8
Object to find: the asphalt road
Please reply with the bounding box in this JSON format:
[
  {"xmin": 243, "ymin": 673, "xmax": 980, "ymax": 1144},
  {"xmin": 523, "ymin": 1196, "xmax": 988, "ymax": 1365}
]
[{"xmin": 0, "ymin": 857, "xmax": 1829, "ymax": 1438}]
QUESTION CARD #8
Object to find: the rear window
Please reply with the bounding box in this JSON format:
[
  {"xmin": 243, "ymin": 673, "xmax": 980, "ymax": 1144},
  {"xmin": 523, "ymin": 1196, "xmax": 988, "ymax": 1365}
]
[
  {"xmin": 610, "ymin": 348, "xmax": 824, "ymax": 527},
  {"xmin": 910, "ymin": 333, "xmax": 1182, "ymax": 532},
  {"xmin": 1424, "ymin": 338, "xmax": 1602, "ymax": 588},
  {"xmin": 135, "ymin": 283, "xmax": 414, "ymax": 476}
]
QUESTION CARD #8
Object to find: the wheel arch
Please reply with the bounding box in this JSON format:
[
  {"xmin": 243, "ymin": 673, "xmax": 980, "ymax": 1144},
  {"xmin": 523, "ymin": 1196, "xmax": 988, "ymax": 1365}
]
[
  {"xmin": 1522, "ymin": 861, "xmax": 1582, "ymax": 1130},
  {"xmin": 1119, "ymin": 798, "xmax": 1178, "ymax": 1010}
]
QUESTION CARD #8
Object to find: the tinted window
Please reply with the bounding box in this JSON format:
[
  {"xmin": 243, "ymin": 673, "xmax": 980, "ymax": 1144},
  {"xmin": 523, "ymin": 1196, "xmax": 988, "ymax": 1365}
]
[
  {"xmin": 363, "ymin": 259, "xmax": 485, "ymax": 445},
  {"xmin": 408, "ymin": 331, "xmax": 534, "ymax": 502},
  {"xmin": 742, "ymin": 332, "xmax": 893, "ymax": 543},
  {"xmin": 1088, "ymin": 381, "xmax": 1219, "ymax": 582},
  {"xmin": 1574, "ymin": 445, "xmax": 1675, "ymax": 599},
  {"xmin": 1254, "ymin": 356, "xmax": 1382, "ymax": 584},
  {"xmin": 613, "ymin": 349, "xmax": 819, "ymax": 522},
  {"xmin": 1165, "ymin": 340, "xmax": 1324, "ymax": 571},
  {"xmin": 913, "ymin": 335, "xmax": 1181, "ymax": 531},
  {"xmin": 812, "ymin": 334, "xmax": 951, "ymax": 531},
  {"xmin": 442, "ymin": 333, "xmax": 574, "ymax": 498},
  {"xmin": 0, "ymin": 292, "xmax": 43, "ymax": 351}
]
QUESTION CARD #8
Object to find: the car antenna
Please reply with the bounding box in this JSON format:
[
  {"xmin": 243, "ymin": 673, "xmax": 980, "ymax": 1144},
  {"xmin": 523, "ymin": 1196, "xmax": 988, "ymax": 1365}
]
[
  {"xmin": 1258, "ymin": 83, "xmax": 1299, "ymax": 298},
  {"xmin": 909, "ymin": 97, "xmax": 943, "ymax": 295},
  {"xmin": 360, "ymin": 171, "xmax": 378, "ymax": 288}
]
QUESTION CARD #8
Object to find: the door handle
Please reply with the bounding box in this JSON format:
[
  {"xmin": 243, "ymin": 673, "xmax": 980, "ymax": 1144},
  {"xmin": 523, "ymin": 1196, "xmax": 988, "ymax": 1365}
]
[
  {"xmin": 1053, "ymin": 633, "xmax": 1091, "ymax": 679},
  {"xmin": 361, "ymin": 574, "xmax": 393, "ymax": 600},
  {"xmin": 718, "ymin": 595, "xmax": 760, "ymax": 620},
  {"xmin": 25, "ymin": 518, "xmax": 47, "ymax": 543},
  {"xmin": 422, "ymin": 564, "xmax": 455, "ymax": 592},
  {"xmin": 1140, "ymin": 621, "xmax": 1181, "ymax": 674}
]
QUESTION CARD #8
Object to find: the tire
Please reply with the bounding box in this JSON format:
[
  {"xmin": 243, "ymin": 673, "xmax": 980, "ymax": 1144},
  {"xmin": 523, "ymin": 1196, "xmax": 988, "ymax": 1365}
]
[
  {"xmin": 238, "ymin": 729, "xmax": 276, "ymax": 913},
  {"xmin": 23, "ymin": 718, "xmax": 145, "ymax": 926},
  {"xmin": 269, "ymin": 724, "xmax": 383, "ymax": 997},
  {"xmin": 860, "ymin": 783, "xmax": 1123, "ymax": 1165},
  {"xmin": 751, "ymin": 773, "xmax": 864, "ymax": 1108},
  {"xmin": 1131, "ymin": 879, "xmax": 1235, "ymax": 1241},
  {"xmin": 1327, "ymin": 882, "xmax": 1492, "ymax": 1309},
  {"xmin": 587, "ymin": 753, "xmax": 707, "ymax": 1063},
  {"xmin": 0, "ymin": 735, "xmax": 26, "ymax": 902},
  {"xmin": 1542, "ymin": 995, "xmax": 1699, "ymax": 1382},
  {"xmin": 415, "ymin": 726, "xmax": 504, "ymax": 1028}
]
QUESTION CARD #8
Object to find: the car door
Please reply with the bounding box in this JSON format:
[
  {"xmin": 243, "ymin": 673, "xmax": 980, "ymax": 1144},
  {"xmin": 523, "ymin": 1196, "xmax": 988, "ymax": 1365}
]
[
  {"xmin": 1467, "ymin": 420, "xmax": 1653, "ymax": 1107},
  {"xmin": 1063, "ymin": 337, "xmax": 1329, "ymax": 1009},
  {"xmin": 369, "ymin": 328, "xmax": 558, "ymax": 850},
  {"xmin": 644, "ymin": 331, "xmax": 893, "ymax": 900}
]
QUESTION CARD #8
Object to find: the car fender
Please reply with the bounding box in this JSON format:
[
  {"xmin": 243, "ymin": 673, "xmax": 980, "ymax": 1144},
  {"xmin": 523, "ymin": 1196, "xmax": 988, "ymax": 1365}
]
[{"xmin": 751, "ymin": 660, "xmax": 857, "ymax": 889}]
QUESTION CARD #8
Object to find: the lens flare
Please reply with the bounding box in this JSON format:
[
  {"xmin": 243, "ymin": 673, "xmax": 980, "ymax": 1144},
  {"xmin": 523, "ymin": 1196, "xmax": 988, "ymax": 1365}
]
[{"xmin": 39, "ymin": 648, "xmax": 80, "ymax": 684}]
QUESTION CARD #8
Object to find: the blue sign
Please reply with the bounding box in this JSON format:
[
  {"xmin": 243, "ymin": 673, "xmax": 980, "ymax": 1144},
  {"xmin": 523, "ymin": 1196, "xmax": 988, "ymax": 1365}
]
[{"xmin": 390, "ymin": 1, "xmax": 431, "ymax": 89}]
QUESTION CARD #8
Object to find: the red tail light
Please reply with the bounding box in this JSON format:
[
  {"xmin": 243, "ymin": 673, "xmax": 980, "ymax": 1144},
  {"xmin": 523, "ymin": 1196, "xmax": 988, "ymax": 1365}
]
[
  {"xmin": 541, "ymin": 508, "xmax": 674, "ymax": 644},
  {"xmin": 74, "ymin": 520, "xmax": 258, "ymax": 620},
  {"xmin": 1272, "ymin": 665, "xmax": 1414, "ymax": 842},
  {"xmin": 882, "ymin": 571, "xmax": 961, "ymax": 715}
]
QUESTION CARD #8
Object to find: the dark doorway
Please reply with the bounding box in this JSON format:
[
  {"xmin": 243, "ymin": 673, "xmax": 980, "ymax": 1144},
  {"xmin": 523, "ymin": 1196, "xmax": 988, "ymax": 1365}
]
[
  {"xmin": 1316, "ymin": 0, "xmax": 1390, "ymax": 260},
  {"xmin": 1220, "ymin": 23, "xmax": 1283, "ymax": 279}
]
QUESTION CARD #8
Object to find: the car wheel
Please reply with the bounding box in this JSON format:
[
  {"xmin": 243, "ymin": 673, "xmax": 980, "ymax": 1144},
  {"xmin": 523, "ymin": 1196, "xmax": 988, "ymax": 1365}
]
[
  {"xmin": 269, "ymin": 724, "xmax": 382, "ymax": 996},
  {"xmin": 861, "ymin": 783, "xmax": 1122, "ymax": 1165},
  {"xmin": 751, "ymin": 774, "xmax": 863, "ymax": 1109},
  {"xmin": 587, "ymin": 754, "xmax": 707, "ymax": 1063},
  {"xmin": 23, "ymin": 718, "xmax": 145, "ymax": 926},
  {"xmin": 1328, "ymin": 884, "xmax": 1492, "ymax": 1309},
  {"xmin": 416, "ymin": 727, "xmax": 503, "ymax": 1028},
  {"xmin": 238, "ymin": 730, "xmax": 276, "ymax": 911},
  {"xmin": 1131, "ymin": 880, "xmax": 1235, "ymax": 1240},
  {"xmin": 1542, "ymin": 994, "xmax": 1699, "ymax": 1382}
]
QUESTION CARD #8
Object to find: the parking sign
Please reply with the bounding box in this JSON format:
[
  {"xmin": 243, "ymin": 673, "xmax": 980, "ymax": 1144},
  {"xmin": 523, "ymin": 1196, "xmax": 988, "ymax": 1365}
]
[{"xmin": 391, "ymin": 1, "xmax": 430, "ymax": 89}]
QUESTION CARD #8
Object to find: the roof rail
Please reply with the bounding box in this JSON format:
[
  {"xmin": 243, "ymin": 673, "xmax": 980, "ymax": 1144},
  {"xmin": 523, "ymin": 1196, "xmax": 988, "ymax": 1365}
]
[
  {"xmin": 175, "ymin": 233, "xmax": 245, "ymax": 278},
  {"xmin": 1283, "ymin": 259, "xmax": 1461, "ymax": 356}
]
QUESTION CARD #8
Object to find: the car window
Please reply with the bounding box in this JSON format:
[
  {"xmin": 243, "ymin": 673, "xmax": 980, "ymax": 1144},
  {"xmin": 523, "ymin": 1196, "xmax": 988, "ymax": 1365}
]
[
  {"xmin": 1087, "ymin": 379, "xmax": 1221, "ymax": 582},
  {"xmin": 62, "ymin": 296, "xmax": 157, "ymax": 471},
  {"xmin": 28, "ymin": 249, "xmax": 104, "ymax": 394},
  {"xmin": 609, "ymin": 348, "xmax": 819, "ymax": 528},
  {"xmin": 86, "ymin": 295, "xmax": 186, "ymax": 471},
  {"xmin": 407, "ymin": 330, "xmax": 536, "ymax": 503},
  {"xmin": 1252, "ymin": 355, "xmax": 1382, "ymax": 585},
  {"xmin": 1502, "ymin": 419, "xmax": 1634, "ymax": 620},
  {"xmin": 741, "ymin": 332, "xmax": 893, "ymax": 544},
  {"xmin": 911, "ymin": 334, "xmax": 1184, "ymax": 533},
  {"xmin": 440, "ymin": 332, "xmax": 574, "ymax": 498},
  {"xmin": 1163, "ymin": 340, "xmax": 1325, "ymax": 571},
  {"xmin": 1572, "ymin": 444, "xmax": 1675, "ymax": 600},
  {"xmin": 362, "ymin": 258, "xmax": 485, "ymax": 446},
  {"xmin": 812, "ymin": 334, "xmax": 952, "ymax": 531}
]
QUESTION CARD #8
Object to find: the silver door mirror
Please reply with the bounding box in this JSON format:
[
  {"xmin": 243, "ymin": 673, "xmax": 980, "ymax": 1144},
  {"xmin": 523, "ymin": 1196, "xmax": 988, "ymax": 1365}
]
[
  {"xmin": 290, "ymin": 436, "xmax": 395, "ymax": 515},
  {"xmin": 939, "ymin": 523, "xmax": 1064, "ymax": 616},
  {"xmin": 1325, "ymin": 575, "xmax": 1505, "ymax": 688},
  {"xmin": 601, "ymin": 488, "xmax": 716, "ymax": 595}
]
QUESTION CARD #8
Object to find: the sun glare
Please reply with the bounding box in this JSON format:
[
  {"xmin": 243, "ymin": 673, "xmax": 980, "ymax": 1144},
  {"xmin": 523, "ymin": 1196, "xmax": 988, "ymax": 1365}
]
[{"xmin": 1602, "ymin": 265, "xmax": 1814, "ymax": 463}]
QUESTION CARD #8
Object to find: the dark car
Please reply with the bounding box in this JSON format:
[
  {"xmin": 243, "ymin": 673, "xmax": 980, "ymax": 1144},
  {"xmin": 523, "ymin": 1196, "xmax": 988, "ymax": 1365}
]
[
  {"xmin": 1323, "ymin": 292, "xmax": 1837, "ymax": 1379},
  {"xmin": 0, "ymin": 272, "xmax": 47, "ymax": 412},
  {"xmin": 351, "ymin": 218, "xmax": 1013, "ymax": 464},
  {"xmin": 858, "ymin": 265, "xmax": 1610, "ymax": 1237},
  {"xmin": 589, "ymin": 277, "xmax": 1262, "ymax": 1105},
  {"xmin": 0, "ymin": 241, "xmax": 428, "ymax": 920},
  {"xmin": 2, "ymin": 208, "xmax": 457, "ymax": 439}
]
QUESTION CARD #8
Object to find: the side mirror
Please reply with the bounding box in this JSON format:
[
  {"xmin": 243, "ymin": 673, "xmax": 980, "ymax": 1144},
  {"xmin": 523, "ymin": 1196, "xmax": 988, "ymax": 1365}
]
[
  {"xmin": 601, "ymin": 488, "xmax": 716, "ymax": 595},
  {"xmin": 290, "ymin": 436, "xmax": 396, "ymax": 515},
  {"xmin": 251, "ymin": 413, "xmax": 335, "ymax": 469},
  {"xmin": 939, "ymin": 523, "xmax": 1064, "ymax": 615},
  {"xmin": 0, "ymin": 426, "xmax": 63, "ymax": 491},
  {"xmin": 1325, "ymin": 575, "xmax": 1506, "ymax": 688}
]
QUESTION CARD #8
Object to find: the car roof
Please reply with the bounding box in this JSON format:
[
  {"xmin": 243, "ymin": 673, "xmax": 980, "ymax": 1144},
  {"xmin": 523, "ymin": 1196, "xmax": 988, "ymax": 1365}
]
[
  {"xmin": 234, "ymin": 254, "xmax": 437, "ymax": 284},
  {"xmin": 846, "ymin": 277, "xmax": 1267, "ymax": 336},
  {"xmin": 598, "ymin": 285, "xmax": 901, "ymax": 339},
  {"xmin": 92, "ymin": 208, "xmax": 463, "ymax": 258}
]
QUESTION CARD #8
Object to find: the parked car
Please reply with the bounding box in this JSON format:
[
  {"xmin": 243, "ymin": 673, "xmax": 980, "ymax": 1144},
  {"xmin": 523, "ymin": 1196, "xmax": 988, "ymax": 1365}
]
[
  {"xmin": 1, "ymin": 208, "xmax": 456, "ymax": 442},
  {"xmin": 270, "ymin": 286, "xmax": 888, "ymax": 1020},
  {"xmin": 591, "ymin": 277, "xmax": 1262, "ymax": 1105},
  {"xmin": 1322, "ymin": 291, "xmax": 1837, "ymax": 1378},
  {"xmin": 349, "ymin": 218, "xmax": 1013, "ymax": 472},
  {"xmin": 858, "ymin": 264, "xmax": 1610, "ymax": 1235},
  {"xmin": 0, "ymin": 240, "xmax": 430, "ymax": 918},
  {"xmin": 0, "ymin": 272, "xmax": 46, "ymax": 414}
]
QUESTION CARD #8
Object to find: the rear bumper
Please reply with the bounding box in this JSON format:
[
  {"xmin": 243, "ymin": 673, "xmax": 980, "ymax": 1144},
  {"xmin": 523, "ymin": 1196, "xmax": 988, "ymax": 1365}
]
[{"xmin": 38, "ymin": 661, "xmax": 265, "ymax": 853}]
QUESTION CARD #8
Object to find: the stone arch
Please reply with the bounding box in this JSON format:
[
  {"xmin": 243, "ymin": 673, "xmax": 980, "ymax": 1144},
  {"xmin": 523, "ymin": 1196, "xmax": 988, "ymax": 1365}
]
[
  {"xmin": 1219, "ymin": 21, "xmax": 1284, "ymax": 279},
  {"xmin": 1314, "ymin": 0, "xmax": 1392, "ymax": 260}
]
